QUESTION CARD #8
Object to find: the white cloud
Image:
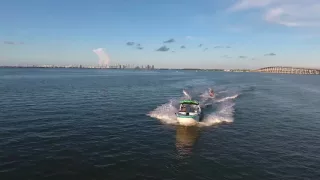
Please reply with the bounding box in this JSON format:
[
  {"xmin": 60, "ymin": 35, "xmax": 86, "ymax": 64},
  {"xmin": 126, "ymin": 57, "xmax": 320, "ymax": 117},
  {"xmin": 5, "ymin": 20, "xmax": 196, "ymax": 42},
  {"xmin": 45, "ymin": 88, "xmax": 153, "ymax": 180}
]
[
  {"xmin": 93, "ymin": 48, "xmax": 110, "ymax": 67},
  {"xmin": 185, "ymin": 36, "xmax": 193, "ymax": 40},
  {"xmin": 185, "ymin": 36, "xmax": 204, "ymax": 41},
  {"xmin": 229, "ymin": 0, "xmax": 275, "ymax": 11},
  {"xmin": 229, "ymin": 0, "xmax": 320, "ymax": 27},
  {"xmin": 265, "ymin": 4, "xmax": 320, "ymax": 27},
  {"xmin": 264, "ymin": 7, "xmax": 300, "ymax": 27}
]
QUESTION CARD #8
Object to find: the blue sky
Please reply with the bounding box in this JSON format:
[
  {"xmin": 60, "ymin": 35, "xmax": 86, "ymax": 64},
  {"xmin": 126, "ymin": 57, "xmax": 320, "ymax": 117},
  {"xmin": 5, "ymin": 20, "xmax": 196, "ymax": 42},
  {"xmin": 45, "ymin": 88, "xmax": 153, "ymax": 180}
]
[{"xmin": 1, "ymin": 0, "xmax": 320, "ymax": 69}]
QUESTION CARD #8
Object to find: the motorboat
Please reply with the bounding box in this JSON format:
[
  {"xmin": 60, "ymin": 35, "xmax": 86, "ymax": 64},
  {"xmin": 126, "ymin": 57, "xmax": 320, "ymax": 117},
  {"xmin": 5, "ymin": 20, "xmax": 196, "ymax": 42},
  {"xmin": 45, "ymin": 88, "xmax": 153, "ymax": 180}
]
[{"xmin": 175, "ymin": 100, "xmax": 203, "ymax": 126}]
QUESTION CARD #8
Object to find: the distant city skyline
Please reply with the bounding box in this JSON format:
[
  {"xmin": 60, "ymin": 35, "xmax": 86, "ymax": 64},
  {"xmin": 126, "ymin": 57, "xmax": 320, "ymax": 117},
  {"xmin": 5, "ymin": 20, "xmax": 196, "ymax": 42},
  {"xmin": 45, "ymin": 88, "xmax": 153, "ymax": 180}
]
[
  {"xmin": 1, "ymin": 0, "xmax": 320, "ymax": 69},
  {"xmin": 0, "ymin": 63, "xmax": 156, "ymax": 70}
]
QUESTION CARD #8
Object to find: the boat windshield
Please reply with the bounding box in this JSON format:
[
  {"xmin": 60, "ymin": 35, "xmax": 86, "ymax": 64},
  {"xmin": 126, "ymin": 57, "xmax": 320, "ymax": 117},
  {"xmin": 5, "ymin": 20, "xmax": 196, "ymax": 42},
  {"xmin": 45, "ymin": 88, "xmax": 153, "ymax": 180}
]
[{"xmin": 180, "ymin": 104, "xmax": 199, "ymax": 112}]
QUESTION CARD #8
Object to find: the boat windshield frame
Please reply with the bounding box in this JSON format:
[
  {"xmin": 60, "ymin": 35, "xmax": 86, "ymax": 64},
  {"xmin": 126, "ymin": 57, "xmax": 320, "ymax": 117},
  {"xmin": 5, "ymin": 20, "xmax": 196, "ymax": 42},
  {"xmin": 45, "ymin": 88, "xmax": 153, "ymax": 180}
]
[{"xmin": 179, "ymin": 102, "xmax": 201, "ymax": 113}]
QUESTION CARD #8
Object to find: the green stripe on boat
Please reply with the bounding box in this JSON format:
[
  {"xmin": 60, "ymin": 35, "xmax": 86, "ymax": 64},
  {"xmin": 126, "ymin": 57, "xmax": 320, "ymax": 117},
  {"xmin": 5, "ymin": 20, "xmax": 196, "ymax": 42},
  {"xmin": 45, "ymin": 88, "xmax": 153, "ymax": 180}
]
[{"xmin": 176, "ymin": 114, "xmax": 198, "ymax": 118}]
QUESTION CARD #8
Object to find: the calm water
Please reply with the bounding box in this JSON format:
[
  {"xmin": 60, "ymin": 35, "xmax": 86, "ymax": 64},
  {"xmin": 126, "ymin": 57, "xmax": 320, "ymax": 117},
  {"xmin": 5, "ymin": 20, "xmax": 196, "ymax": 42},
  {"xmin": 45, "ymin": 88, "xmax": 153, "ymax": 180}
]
[{"xmin": 1, "ymin": 68, "xmax": 320, "ymax": 180}]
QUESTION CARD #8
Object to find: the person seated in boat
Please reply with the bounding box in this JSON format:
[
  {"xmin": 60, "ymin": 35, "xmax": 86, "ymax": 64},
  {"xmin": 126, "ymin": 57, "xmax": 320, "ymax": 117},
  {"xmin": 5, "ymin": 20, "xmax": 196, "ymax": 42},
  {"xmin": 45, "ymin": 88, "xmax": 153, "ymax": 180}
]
[{"xmin": 180, "ymin": 105, "xmax": 187, "ymax": 112}]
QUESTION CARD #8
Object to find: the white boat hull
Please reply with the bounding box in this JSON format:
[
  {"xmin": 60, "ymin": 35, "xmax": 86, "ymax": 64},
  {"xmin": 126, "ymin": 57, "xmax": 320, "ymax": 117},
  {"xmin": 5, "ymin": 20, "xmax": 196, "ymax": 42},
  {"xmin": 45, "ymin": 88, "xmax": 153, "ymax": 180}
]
[{"xmin": 176, "ymin": 115, "xmax": 200, "ymax": 126}]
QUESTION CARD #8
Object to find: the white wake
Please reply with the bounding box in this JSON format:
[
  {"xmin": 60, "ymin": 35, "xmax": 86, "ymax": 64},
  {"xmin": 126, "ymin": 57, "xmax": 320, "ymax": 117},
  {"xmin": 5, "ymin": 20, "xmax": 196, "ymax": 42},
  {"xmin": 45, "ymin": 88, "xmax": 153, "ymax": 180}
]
[{"xmin": 147, "ymin": 88, "xmax": 240, "ymax": 127}]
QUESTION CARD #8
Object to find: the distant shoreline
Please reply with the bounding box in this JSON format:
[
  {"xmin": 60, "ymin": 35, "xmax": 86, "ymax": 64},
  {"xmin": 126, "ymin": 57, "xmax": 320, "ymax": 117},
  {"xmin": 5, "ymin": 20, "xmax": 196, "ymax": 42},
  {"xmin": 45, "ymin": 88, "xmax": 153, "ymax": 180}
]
[
  {"xmin": 0, "ymin": 66, "xmax": 251, "ymax": 72},
  {"xmin": 1, "ymin": 66, "xmax": 319, "ymax": 75}
]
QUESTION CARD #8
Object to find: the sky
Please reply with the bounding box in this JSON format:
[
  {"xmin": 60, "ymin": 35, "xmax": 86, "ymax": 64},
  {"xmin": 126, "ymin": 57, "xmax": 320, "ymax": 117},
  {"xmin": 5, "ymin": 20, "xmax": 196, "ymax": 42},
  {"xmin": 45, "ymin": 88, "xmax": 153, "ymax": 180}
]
[{"xmin": 0, "ymin": 0, "xmax": 320, "ymax": 69}]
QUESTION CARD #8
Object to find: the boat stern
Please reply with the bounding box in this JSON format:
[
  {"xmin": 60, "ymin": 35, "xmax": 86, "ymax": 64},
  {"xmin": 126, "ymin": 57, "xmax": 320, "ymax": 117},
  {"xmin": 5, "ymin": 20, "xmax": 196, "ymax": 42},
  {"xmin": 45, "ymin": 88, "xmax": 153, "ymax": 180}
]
[{"xmin": 176, "ymin": 114, "xmax": 199, "ymax": 126}]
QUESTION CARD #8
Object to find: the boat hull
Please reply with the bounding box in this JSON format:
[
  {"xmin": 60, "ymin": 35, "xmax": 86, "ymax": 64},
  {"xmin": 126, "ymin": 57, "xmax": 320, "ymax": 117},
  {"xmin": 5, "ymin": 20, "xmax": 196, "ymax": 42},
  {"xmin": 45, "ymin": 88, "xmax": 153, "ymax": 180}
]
[{"xmin": 176, "ymin": 115, "xmax": 200, "ymax": 126}]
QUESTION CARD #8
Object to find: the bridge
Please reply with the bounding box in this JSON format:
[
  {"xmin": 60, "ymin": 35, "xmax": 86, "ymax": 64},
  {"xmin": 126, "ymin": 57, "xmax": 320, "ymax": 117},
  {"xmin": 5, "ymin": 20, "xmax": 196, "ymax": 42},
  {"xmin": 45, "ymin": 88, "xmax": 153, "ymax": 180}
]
[{"xmin": 254, "ymin": 66, "xmax": 320, "ymax": 75}]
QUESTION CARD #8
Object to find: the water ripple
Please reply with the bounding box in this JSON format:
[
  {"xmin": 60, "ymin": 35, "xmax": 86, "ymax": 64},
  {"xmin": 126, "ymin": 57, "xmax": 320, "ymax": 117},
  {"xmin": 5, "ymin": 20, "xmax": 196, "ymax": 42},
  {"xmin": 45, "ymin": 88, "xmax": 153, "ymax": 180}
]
[{"xmin": 0, "ymin": 69, "xmax": 320, "ymax": 179}]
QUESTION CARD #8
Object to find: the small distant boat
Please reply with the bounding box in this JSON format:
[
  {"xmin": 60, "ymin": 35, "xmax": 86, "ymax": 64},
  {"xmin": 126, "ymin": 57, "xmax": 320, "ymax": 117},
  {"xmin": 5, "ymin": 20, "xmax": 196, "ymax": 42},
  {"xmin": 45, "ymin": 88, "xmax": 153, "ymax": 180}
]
[{"xmin": 175, "ymin": 100, "xmax": 203, "ymax": 126}]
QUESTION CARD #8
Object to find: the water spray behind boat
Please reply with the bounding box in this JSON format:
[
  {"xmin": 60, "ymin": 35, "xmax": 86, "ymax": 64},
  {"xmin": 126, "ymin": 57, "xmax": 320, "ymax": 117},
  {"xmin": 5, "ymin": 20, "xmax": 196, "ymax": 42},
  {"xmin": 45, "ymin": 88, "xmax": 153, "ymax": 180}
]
[
  {"xmin": 183, "ymin": 89, "xmax": 192, "ymax": 100},
  {"xmin": 148, "ymin": 86, "xmax": 240, "ymax": 127}
]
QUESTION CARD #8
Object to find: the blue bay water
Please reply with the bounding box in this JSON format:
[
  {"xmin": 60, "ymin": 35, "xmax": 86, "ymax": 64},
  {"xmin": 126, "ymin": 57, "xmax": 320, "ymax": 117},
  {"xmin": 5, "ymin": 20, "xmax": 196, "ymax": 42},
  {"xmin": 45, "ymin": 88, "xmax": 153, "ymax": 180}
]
[{"xmin": 0, "ymin": 68, "xmax": 320, "ymax": 179}]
